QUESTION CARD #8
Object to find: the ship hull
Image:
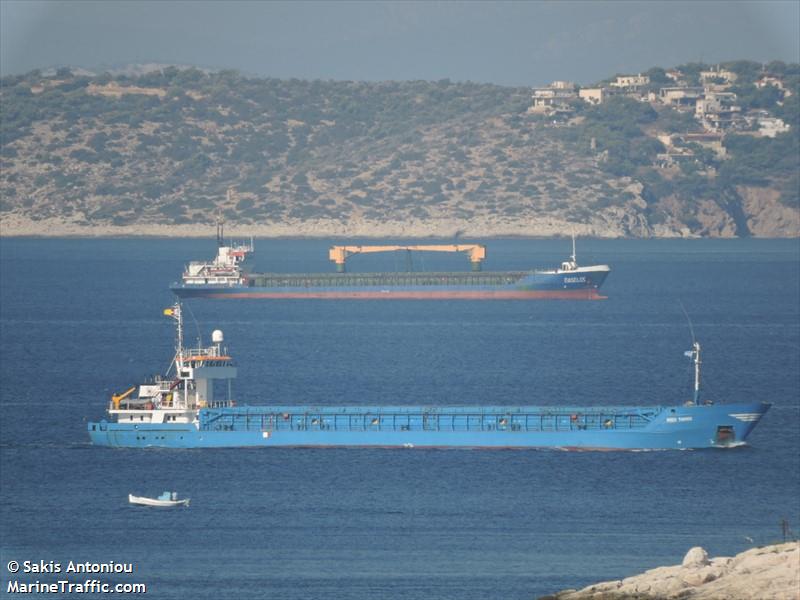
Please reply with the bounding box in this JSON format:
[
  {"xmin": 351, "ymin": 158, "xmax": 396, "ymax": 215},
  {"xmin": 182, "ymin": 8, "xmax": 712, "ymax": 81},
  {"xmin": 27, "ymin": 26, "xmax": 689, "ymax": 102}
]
[
  {"xmin": 89, "ymin": 402, "xmax": 769, "ymax": 450},
  {"xmin": 171, "ymin": 268, "xmax": 610, "ymax": 300},
  {"xmin": 171, "ymin": 289, "xmax": 605, "ymax": 300}
]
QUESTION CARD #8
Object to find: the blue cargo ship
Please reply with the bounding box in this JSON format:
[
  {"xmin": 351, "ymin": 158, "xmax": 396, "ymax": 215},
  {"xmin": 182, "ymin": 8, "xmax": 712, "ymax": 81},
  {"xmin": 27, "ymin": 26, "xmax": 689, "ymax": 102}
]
[
  {"xmin": 170, "ymin": 233, "xmax": 610, "ymax": 300},
  {"xmin": 88, "ymin": 304, "xmax": 769, "ymax": 450}
]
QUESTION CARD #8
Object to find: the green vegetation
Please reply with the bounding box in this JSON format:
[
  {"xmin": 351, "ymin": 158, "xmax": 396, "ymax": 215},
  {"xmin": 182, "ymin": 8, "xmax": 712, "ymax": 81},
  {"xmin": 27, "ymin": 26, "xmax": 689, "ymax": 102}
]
[
  {"xmin": 557, "ymin": 97, "xmax": 663, "ymax": 177},
  {"xmin": 0, "ymin": 68, "xmax": 534, "ymax": 225},
  {"xmin": 0, "ymin": 62, "xmax": 797, "ymax": 234},
  {"xmin": 554, "ymin": 61, "xmax": 800, "ymax": 221}
]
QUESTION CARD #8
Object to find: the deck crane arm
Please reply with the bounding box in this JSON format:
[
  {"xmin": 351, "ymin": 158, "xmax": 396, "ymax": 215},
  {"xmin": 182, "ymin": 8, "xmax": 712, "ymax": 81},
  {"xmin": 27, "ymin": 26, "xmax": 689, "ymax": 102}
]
[
  {"xmin": 111, "ymin": 386, "xmax": 137, "ymax": 410},
  {"xmin": 328, "ymin": 245, "xmax": 486, "ymax": 272}
]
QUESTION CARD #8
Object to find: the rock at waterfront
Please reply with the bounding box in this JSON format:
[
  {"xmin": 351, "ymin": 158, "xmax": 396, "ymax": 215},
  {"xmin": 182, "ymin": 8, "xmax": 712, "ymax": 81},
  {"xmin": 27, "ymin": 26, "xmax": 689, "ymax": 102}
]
[
  {"xmin": 540, "ymin": 542, "xmax": 800, "ymax": 600},
  {"xmin": 682, "ymin": 546, "xmax": 710, "ymax": 568}
]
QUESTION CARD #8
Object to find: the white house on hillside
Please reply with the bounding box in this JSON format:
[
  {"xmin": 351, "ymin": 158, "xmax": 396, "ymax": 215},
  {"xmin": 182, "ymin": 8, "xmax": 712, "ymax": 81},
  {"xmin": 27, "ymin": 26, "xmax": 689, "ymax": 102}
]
[
  {"xmin": 610, "ymin": 74, "xmax": 650, "ymax": 89},
  {"xmin": 528, "ymin": 81, "xmax": 577, "ymax": 116}
]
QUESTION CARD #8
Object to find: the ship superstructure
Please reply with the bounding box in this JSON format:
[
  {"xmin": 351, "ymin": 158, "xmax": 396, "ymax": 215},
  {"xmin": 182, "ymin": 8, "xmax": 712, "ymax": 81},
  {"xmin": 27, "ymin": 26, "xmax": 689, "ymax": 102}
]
[
  {"xmin": 101, "ymin": 304, "xmax": 237, "ymax": 430},
  {"xmin": 88, "ymin": 304, "xmax": 769, "ymax": 450},
  {"xmin": 180, "ymin": 221, "xmax": 254, "ymax": 288}
]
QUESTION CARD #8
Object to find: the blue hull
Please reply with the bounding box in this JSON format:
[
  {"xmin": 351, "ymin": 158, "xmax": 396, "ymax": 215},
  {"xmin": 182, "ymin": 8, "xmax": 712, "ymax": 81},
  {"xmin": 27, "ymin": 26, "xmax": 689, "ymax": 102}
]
[{"xmin": 89, "ymin": 402, "xmax": 769, "ymax": 450}]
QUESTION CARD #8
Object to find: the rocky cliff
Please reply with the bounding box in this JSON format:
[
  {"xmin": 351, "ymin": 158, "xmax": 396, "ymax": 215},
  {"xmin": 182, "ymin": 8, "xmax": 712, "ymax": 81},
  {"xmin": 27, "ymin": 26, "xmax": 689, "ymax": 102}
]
[{"xmin": 540, "ymin": 542, "xmax": 800, "ymax": 600}]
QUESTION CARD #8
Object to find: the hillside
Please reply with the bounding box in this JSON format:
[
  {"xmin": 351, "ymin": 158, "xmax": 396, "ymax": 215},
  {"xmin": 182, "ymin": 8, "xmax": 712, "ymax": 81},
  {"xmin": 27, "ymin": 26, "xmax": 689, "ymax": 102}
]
[{"xmin": 1, "ymin": 62, "xmax": 798, "ymax": 238}]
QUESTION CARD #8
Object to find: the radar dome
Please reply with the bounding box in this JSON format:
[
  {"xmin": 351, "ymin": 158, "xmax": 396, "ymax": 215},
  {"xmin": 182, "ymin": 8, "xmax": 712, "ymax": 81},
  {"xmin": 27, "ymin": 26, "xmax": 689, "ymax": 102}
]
[{"xmin": 212, "ymin": 330, "xmax": 224, "ymax": 343}]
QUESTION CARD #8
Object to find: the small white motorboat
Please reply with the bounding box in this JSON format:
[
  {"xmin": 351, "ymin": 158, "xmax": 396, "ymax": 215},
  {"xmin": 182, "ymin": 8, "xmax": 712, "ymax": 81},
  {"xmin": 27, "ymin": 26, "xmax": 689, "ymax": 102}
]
[{"xmin": 128, "ymin": 491, "xmax": 190, "ymax": 507}]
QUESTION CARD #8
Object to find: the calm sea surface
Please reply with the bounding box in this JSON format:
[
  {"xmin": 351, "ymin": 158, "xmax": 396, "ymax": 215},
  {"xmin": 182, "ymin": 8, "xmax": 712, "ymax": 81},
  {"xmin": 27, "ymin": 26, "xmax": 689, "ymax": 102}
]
[{"xmin": 1, "ymin": 237, "xmax": 798, "ymax": 599}]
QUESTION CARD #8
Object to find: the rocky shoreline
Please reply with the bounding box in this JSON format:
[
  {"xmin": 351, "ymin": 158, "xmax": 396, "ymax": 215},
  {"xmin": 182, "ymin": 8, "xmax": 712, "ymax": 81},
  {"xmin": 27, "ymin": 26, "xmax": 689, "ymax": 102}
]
[
  {"xmin": 539, "ymin": 542, "xmax": 799, "ymax": 600},
  {"xmin": 1, "ymin": 213, "xmax": 797, "ymax": 239},
  {"xmin": 0, "ymin": 212, "xmax": 646, "ymax": 239}
]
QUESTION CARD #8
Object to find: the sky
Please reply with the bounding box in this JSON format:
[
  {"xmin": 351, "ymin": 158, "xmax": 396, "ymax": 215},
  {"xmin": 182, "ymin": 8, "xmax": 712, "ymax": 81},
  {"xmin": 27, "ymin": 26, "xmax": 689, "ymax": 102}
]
[{"xmin": 1, "ymin": 0, "xmax": 799, "ymax": 86}]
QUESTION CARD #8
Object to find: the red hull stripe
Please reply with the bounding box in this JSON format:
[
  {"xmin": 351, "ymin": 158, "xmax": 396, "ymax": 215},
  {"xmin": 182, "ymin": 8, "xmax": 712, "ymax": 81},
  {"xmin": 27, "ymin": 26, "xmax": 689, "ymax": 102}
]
[
  {"xmin": 237, "ymin": 444, "xmax": 632, "ymax": 451},
  {"xmin": 202, "ymin": 290, "xmax": 607, "ymax": 300}
]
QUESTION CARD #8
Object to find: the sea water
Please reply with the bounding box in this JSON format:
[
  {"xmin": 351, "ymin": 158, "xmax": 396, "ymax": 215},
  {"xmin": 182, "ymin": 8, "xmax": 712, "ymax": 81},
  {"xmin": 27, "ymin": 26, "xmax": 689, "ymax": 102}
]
[{"xmin": 1, "ymin": 237, "xmax": 798, "ymax": 600}]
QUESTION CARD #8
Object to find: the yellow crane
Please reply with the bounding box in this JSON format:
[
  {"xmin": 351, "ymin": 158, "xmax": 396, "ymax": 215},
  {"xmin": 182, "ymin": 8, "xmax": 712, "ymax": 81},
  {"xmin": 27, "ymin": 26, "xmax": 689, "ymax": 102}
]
[
  {"xmin": 111, "ymin": 386, "xmax": 136, "ymax": 410},
  {"xmin": 328, "ymin": 244, "xmax": 487, "ymax": 272}
]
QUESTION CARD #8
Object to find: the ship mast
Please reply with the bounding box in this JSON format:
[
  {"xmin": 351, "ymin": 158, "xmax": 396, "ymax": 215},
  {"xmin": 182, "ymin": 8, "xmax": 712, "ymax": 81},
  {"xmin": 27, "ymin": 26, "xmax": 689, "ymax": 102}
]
[
  {"xmin": 685, "ymin": 341, "xmax": 702, "ymax": 404},
  {"xmin": 571, "ymin": 232, "xmax": 577, "ymax": 265},
  {"xmin": 176, "ymin": 303, "xmax": 184, "ymax": 363},
  {"xmin": 216, "ymin": 188, "xmax": 235, "ymax": 248},
  {"xmin": 692, "ymin": 341, "xmax": 701, "ymax": 404},
  {"xmin": 560, "ymin": 232, "xmax": 579, "ymax": 271},
  {"xmin": 164, "ymin": 302, "xmax": 186, "ymax": 406},
  {"xmin": 679, "ymin": 302, "xmax": 704, "ymax": 405},
  {"xmin": 216, "ymin": 216, "xmax": 224, "ymax": 248}
]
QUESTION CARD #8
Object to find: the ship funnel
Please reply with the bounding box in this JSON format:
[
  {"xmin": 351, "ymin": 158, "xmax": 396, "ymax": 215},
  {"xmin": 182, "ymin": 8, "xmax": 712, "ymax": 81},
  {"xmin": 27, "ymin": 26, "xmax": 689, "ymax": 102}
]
[{"xmin": 212, "ymin": 330, "xmax": 224, "ymax": 344}]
